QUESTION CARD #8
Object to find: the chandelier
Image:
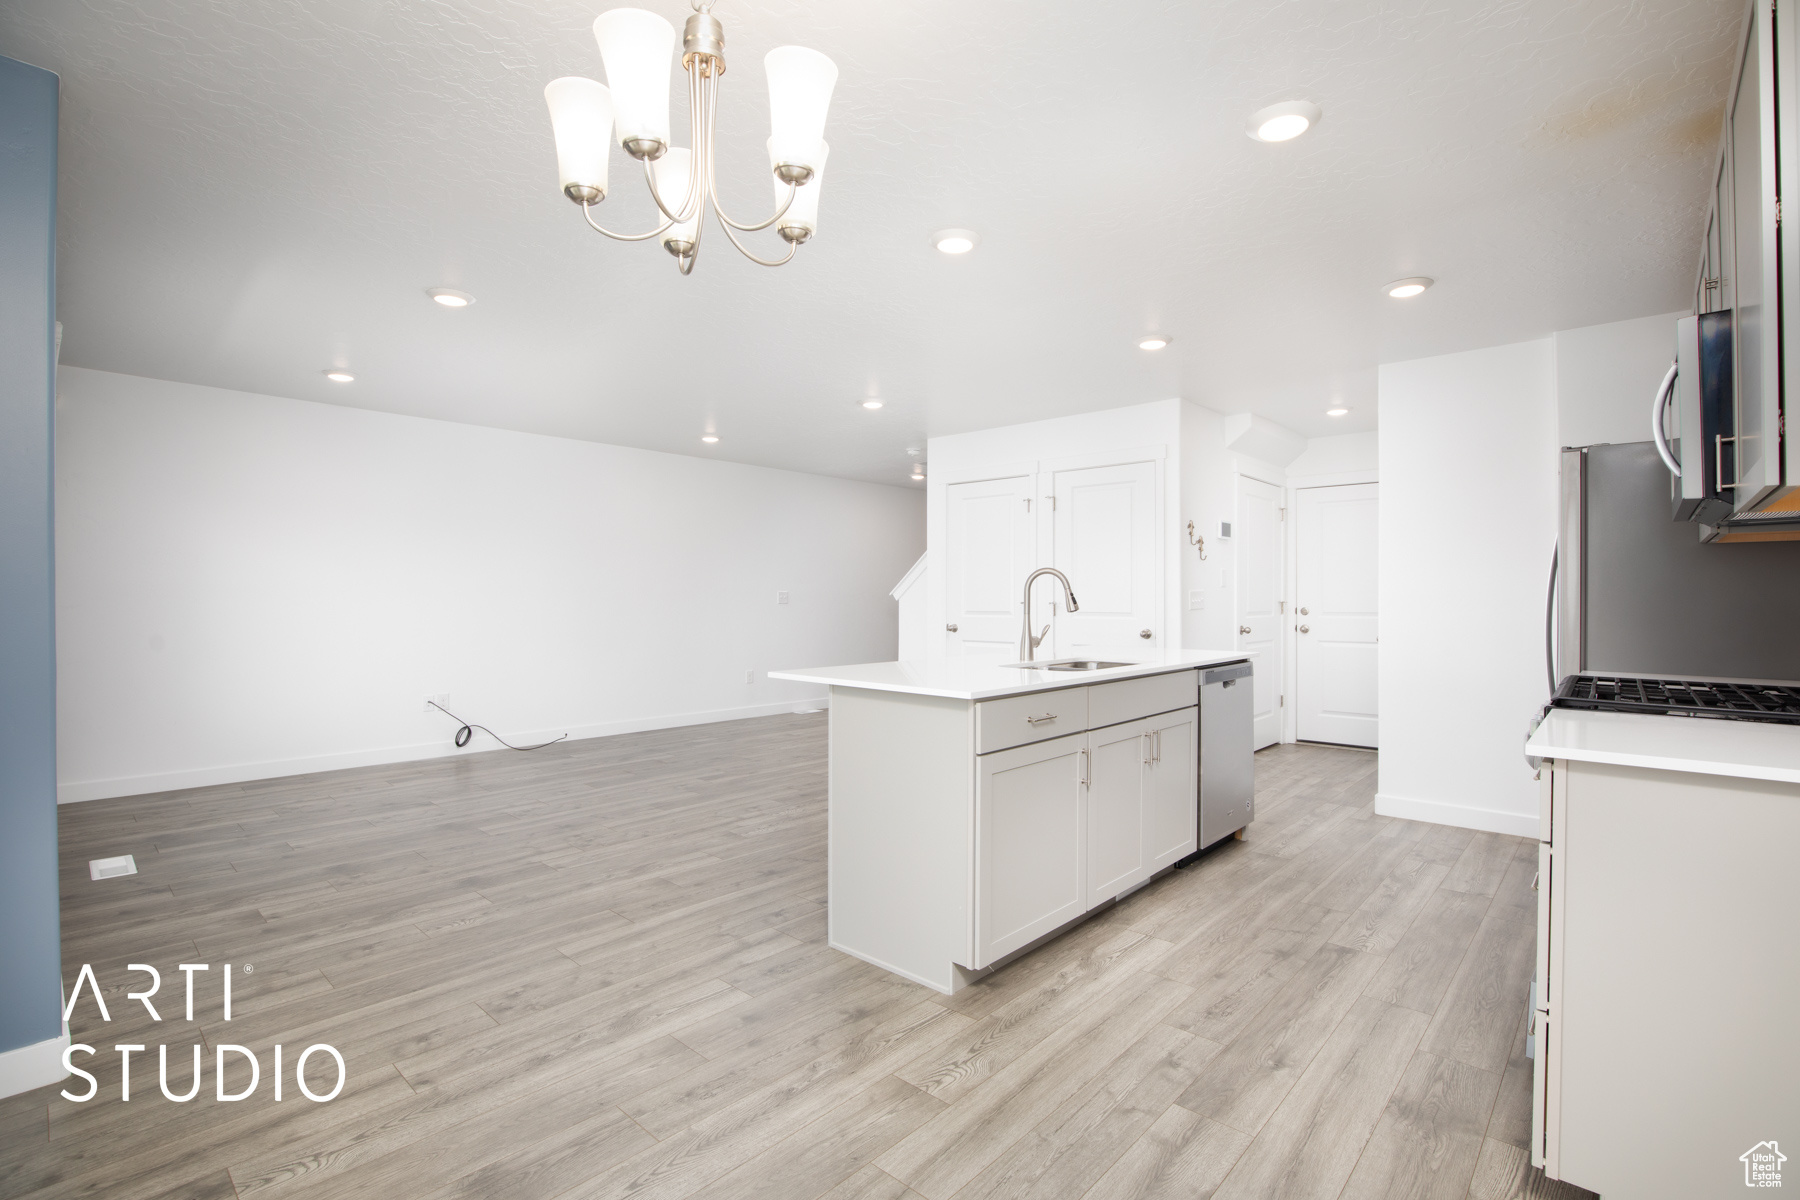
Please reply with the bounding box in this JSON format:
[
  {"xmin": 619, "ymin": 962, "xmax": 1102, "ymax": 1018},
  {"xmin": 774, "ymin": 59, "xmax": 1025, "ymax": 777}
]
[{"xmin": 542, "ymin": 4, "xmax": 837, "ymax": 275}]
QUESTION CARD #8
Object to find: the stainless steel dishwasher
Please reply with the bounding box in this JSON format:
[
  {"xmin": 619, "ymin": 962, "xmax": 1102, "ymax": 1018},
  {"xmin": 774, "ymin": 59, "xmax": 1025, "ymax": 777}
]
[{"xmin": 1198, "ymin": 661, "xmax": 1254, "ymax": 848}]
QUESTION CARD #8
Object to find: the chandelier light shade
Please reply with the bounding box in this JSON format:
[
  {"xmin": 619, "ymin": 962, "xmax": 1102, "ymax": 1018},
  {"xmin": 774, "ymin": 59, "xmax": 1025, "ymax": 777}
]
[
  {"xmin": 592, "ymin": 9, "xmax": 676, "ymax": 156},
  {"xmin": 545, "ymin": 2, "xmax": 838, "ymax": 274},
  {"xmin": 764, "ymin": 46, "xmax": 837, "ymax": 177},
  {"xmin": 772, "ymin": 139, "xmax": 826, "ymax": 239},
  {"xmin": 544, "ymin": 77, "xmax": 615, "ymax": 202}
]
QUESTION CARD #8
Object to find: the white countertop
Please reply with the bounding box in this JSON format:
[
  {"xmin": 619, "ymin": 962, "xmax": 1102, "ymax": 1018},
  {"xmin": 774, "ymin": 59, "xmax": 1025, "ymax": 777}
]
[
  {"xmin": 769, "ymin": 649, "xmax": 1252, "ymax": 701},
  {"xmin": 1526, "ymin": 707, "xmax": 1800, "ymax": 784}
]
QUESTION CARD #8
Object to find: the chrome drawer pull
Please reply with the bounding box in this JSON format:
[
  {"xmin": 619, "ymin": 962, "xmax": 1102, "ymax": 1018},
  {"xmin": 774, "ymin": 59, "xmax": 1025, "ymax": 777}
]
[{"xmin": 1024, "ymin": 713, "xmax": 1058, "ymax": 725}]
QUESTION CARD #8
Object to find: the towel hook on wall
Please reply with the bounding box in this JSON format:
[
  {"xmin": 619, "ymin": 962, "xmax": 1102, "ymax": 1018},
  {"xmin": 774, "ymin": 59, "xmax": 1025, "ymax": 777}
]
[{"xmin": 1187, "ymin": 520, "xmax": 1207, "ymax": 561}]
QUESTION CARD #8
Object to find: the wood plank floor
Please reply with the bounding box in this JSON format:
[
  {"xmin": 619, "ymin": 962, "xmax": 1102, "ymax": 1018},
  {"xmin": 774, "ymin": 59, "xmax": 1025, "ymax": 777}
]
[{"xmin": 2, "ymin": 716, "xmax": 1598, "ymax": 1200}]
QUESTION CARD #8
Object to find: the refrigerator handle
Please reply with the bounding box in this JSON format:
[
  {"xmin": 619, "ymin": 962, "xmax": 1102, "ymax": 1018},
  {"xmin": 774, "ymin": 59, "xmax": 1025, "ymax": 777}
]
[{"xmin": 1544, "ymin": 544, "xmax": 1558, "ymax": 697}]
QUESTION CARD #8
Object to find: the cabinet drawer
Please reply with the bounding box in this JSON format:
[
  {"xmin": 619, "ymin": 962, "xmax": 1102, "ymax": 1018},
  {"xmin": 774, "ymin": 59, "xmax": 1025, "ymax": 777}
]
[
  {"xmin": 977, "ymin": 687, "xmax": 1088, "ymax": 754},
  {"xmin": 1087, "ymin": 669, "xmax": 1197, "ymax": 730}
]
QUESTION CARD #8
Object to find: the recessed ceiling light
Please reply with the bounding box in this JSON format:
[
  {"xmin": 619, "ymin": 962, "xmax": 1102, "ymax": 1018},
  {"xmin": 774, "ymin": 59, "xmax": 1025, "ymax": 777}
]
[
  {"xmin": 323, "ymin": 370, "xmax": 355, "ymax": 383},
  {"xmin": 862, "ymin": 399, "xmax": 884, "ymax": 410},
  {"xmin": 1326, "ymin": 406, "xmax": 1350, "ymax": 417},
  {"xmin": 1246, "ymin": 101, "xmax": 1321, "ymax": 143},
  {"xmin": 932, "ymin": 229, "xmax": 978, "ymax": 255},
  {"xmin": 1386, "ymin": 276, "xmax": 1433, "ymax": 299},
  {"xmin": 428, "ymin": 288, "xmax": 475, "ymax": 308},
  {"xmin": 1137, "ymin": 333, "xmax": 1172, "ymax": 351},
  {"xmin": 910, "ymin": 468, "xmax": 925, "ymax": 480},
  {"xmin": 701, "ymin": 435, "xmax": 719, "ymax": 443}
]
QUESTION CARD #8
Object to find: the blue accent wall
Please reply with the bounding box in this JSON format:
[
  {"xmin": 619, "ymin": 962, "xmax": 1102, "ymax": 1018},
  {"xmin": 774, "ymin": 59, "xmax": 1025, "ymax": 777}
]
[{"xmin": 0, "ymin": 53, "xmax": 62, "ymax": 1055}]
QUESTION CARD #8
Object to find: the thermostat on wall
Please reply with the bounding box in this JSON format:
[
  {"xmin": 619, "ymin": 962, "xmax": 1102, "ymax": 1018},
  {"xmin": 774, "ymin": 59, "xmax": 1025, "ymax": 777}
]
[{"xmin": 1218, "ymin": 521, "xmax": 1233, "ymax": 539}]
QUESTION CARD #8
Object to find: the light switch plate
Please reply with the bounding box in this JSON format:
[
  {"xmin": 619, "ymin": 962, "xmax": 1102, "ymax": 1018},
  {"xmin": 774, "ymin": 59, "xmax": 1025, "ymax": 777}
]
[
  {"xmin": 1189, "ymin": 590, "xmax": 1205, "ymax": 610},
  {"xmin": 777, "ymin": 591, "xmax": 790, "ymax": 605}
]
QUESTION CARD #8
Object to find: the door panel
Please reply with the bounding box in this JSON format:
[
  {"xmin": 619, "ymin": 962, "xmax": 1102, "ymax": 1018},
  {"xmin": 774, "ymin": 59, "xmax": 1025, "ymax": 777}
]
[
  {"xmin": 1085, "ymin": 718, "xmax": 1148, "ymax": 906},
  {"xmin": 1143, "ymin": 707, "xmax": 1198, "ymax": 869},
  {"xmin": 1730, "ymin": 4, "xmax": 1781, "ymax": 509},
  {"xmin": 975, "ymin": 732, "xmax": 1085, "ymax": 966},
  {"xmin": 1296, "ymin": 484, "xmax": 1379, "ymax": 747},
  {"xmin": 1235, "ymin": 476, "xmax": 1284, "ymax": 748},
  {"xmin": 945, "ymin": 475, "xmax": 1035, "ymax": 661},
  {"xmin": 1051, "ymin": 461, "xmax": 1159, "ymax": 660}
]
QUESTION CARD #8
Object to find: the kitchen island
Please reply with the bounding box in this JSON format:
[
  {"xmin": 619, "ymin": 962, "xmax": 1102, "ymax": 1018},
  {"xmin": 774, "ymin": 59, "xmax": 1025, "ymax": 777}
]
[
  {"xmin": 1524, "ymin": 709, "xmax": 1800, "ymax": 1197},
  {"xmin": 769, "ymin": 650, "xmax": 1251, "ymax": 993}
]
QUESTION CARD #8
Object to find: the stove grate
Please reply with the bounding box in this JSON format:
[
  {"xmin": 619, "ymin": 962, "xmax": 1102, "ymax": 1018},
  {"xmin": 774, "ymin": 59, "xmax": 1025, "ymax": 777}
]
[{"xmin": 1552, "ymin": 675, "xmax": 1800, "ymax": 725}]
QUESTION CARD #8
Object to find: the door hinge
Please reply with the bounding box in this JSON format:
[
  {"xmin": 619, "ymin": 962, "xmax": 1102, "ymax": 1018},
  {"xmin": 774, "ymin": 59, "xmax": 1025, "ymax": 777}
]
[
  {"xmin": 1280, "ymin": 695, "xmax": 1285, "ymax": 707},
  {"xmin": 1279, "ymin": 507, "xmax": 1286, "ymax": 521},
  {"xmin": 1024, "ymin": 498, "xmax": 1031, "ymax": 512},
  {"xmin": 1279, "ymin": 600, "xmax": 1286, "ymax": 613},
  {"xmin": 1045, "ymin": 496, "xmax": 1056, "ymax": 510}
]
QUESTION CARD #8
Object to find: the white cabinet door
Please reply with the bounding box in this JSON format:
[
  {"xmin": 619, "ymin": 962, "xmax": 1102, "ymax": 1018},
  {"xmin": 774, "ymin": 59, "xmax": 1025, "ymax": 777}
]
[
  {"xmin": 1729, "ymin": 0, "xmax": 1782, "ymax": 510},
  {"xmin": 1050, "ymin": 461, "xmax": 1159, "ymax": 660},
  {"xmin": 945, "ymin": 475, "xmax": 1036, "ymax": 661},
  {"xmin": 1235, "ymin": 476, "xmax": 1284, "ymax": 749},
  {"xmin": 1295, "ymin": 484, "xmax": 1379, "ymax": 747},
  {"xmin": 1085, "ymin": 717, "xmax": 1149, "ymax": 908},
  {"xmin": 1143, "ymin": 706, "xmax": 1198, "ymax": 870},
  {"xmin": 974, "ymin": 731, "xmax": 1086, "ymax": 967}
]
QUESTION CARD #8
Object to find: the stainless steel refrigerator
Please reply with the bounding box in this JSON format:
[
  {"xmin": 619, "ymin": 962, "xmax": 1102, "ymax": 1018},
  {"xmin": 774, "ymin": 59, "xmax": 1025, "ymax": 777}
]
[{"xmin": 1553, "ymin": 441, "xmax": 1800, "ymax": 687}]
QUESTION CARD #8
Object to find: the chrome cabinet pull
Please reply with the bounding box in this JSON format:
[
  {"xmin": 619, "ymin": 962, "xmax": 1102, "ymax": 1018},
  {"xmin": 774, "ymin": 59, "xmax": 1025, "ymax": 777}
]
[
  {"xmin": 1079, "ymin": 748, "xmax": 1089, "ymax": 787},
  {"xmin": 1025, "ymin": 713, "xmax": 1058, "ymax": 725},
  {"xmin": 1153, "ymin": 729, "xmax": 1162, "ymax": 764},
  {"xmin": 1141, "ymin": 732, "xmax": 1151, "ymax": 765}
]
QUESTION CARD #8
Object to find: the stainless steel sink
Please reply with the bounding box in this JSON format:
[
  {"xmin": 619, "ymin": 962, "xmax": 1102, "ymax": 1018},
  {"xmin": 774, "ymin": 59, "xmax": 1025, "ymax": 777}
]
[{"xmin": 1034, "ymin": 659, "xmax": 1134, "ymax": 672}]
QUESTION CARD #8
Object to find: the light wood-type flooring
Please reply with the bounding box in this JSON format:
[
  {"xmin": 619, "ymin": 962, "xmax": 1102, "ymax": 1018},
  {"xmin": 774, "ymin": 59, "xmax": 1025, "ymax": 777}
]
[{"xmin": 3, "ymin": 715, "xmax": 1596, "ymax": 1200}]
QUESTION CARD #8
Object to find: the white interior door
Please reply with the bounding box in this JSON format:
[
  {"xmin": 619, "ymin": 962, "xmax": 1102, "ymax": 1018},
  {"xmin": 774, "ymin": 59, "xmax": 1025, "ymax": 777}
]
[
  {"xmin": 1050, "ymin": 461, "xmax": 1159, "ymax": 660},
  {"xmin": 1235, "ymin": 476, "xmax": 1284, "ymax": 749},
  {"xmin": 945, "ymin": 475, "xmax": 1035, "ymax": 660},
  {"xmin": 1295, "ymin": 483, "xmax": 1379, "ymax": 747}
]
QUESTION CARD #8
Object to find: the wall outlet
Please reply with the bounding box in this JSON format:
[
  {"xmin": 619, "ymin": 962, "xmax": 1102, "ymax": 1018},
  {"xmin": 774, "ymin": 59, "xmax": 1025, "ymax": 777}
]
[
  {"xmin": 1189, "ymin": 590, "xmax": 1205, "ymax": 611},
  {"xmin": 744, "ymin": 670, "xmax": 754, "ymax": 684},
  {"xmin": 777, "ymin": 591, "xmax": 790, "ymax": 605},
  {"xmin": 423, "ymin": 692, "xmax": 450, "ymax": 713}
]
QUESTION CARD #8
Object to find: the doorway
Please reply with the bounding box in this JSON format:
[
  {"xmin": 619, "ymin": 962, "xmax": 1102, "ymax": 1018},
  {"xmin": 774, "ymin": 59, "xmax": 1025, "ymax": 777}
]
[
  {"xmin": 1294, "ymin": 483, "xmax": 1379, "ymax": 747},
  {"xmin": 1235, "ymin": 475, "xmax": 1284, "ymax": 749},
  {"xmin": 1049, "ymin": 461, "xmax": 1160, "ymax": 661}
]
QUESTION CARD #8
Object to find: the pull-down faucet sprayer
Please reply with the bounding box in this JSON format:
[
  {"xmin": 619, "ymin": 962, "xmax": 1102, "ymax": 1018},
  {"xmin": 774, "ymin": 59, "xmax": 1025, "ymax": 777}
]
[{"xmin": 1019, "ymin": 568, "xmax": 1079, "ymax": 662}]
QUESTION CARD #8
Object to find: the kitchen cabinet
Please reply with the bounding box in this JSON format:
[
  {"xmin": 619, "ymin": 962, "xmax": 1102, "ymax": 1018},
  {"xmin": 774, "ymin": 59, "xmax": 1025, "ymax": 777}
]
[
  {"xmin": 775, "ymin": 653, "xmax": 1247, "ymax": 994},
  {"xmin": 1527, "ymin": 750, "xmax": 1800, "ymax": 1197},
  {"xmin": 975, "ymin": 732, "xmax": 1087, "ymax": 964},
  {"xmin": 1686, "ymin": 0, "xmax": 1799, "ymax": 524}
]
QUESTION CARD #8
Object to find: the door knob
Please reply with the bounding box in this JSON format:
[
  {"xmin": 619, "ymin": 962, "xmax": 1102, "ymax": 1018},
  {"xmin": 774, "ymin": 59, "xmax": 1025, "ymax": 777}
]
[
  {"xmin": 1299, "ymin": 624, "xmax": 1310, "ymax": 634},
  {"xmin": 1139, "ymin": 629, "xmax": 1153, "ymax": 639},
  {"xmin": 1238, "ymin": 625, "xmax": 1252, "ymax": 635},
  {"xmin": 1299, "ymin": 607, "xmax": 1309, "ymax": 615},
  {"xmin": 945, "ymin": 623, "xmax": 958, "ymax": 632}
]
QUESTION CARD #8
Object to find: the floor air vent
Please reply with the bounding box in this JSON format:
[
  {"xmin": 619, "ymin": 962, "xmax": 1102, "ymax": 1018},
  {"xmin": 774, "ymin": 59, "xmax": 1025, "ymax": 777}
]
[{"xmin": 89, "ymin": 855, "xmax": 137, "ymax": 880}]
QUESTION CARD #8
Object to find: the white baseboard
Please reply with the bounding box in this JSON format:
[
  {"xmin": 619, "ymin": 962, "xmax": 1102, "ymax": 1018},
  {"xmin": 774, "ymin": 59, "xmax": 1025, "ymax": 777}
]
[
  {"xmin": 57, "ymin": 697, "xmax": 829, "ymax": 804},
  {"xmin": 0, "ymin": 1032, "xmax": 69, "ymax": 1100},
  {"xmin": 1374, "ymin": 792, "xmax": 1539, "ymax": 838}
]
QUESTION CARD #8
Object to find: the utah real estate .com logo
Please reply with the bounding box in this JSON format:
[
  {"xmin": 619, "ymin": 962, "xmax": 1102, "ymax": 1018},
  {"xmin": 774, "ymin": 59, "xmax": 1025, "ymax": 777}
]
[{"xmin": 1742, "ymin": 1141, "xmax": 1786, "ymax": 1188}]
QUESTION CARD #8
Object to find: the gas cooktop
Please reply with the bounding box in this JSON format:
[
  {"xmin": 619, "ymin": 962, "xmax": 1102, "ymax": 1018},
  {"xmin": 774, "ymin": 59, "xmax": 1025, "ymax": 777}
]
[{"xmin": 1552, "ymin": 674, "xmax": 1800, "ymax": 725}]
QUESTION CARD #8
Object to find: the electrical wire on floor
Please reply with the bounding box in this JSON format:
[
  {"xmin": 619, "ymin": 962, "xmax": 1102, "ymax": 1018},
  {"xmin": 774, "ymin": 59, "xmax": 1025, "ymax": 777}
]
[{"xmin": 427, "ymin": 701, "xmax": 568, "ymax": 751}]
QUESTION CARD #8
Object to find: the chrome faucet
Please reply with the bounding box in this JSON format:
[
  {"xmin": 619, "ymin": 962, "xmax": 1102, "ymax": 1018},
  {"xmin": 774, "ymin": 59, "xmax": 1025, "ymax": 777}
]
[{"xmin": 1019, "ymin": 568, "xmax": 1080, "ymax": 662}]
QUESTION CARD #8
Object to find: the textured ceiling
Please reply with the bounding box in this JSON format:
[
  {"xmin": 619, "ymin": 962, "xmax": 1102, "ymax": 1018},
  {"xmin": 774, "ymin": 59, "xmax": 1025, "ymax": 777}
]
[{"xmin": 1, "ymin": 0, "xmax": 1741, "ymax": 485}]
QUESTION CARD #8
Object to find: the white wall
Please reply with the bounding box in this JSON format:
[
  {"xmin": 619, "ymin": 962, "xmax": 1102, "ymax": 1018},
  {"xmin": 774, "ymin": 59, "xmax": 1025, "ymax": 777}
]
[
  {"xmin": 1554, "ymin": 310, "xmax": 1683, "ymax": 448},
  {"xmin": 1179, "ymin": 402, "xmax": 1240, "ymax": 652},
  {"xmin": 1287, "ymin": 431, "xmax": 1378, "ymax": 482},
  {"xmin": 1377, "ymin": 340, "xmax": 1558, "ymax": 836},
  {"xmin": 54, "ymin": 368, "xmax": 924, "ymax": 802}
]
